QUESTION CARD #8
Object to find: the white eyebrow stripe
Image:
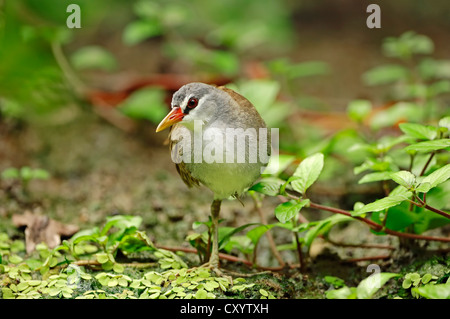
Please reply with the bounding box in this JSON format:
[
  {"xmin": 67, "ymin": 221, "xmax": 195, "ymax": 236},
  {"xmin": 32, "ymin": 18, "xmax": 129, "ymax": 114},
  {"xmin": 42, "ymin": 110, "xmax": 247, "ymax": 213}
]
[{"xmin": 181, "ymin": 93, "xmax": 212, "ymax": 111}]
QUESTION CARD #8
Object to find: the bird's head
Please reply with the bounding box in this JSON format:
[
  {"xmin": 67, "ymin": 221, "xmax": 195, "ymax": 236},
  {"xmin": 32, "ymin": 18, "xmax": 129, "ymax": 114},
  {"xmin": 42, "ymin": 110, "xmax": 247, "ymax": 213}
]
[{"xmin": 156, "ymin": 82, "xmax": 224, "ymax": 132}]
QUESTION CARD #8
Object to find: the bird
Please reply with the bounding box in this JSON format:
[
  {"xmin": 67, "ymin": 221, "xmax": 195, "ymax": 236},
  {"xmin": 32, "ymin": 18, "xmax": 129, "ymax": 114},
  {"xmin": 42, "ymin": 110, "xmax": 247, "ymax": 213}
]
[{"xmin": 156, "ymin": 82, "xmax": 270, "ymax": 275}]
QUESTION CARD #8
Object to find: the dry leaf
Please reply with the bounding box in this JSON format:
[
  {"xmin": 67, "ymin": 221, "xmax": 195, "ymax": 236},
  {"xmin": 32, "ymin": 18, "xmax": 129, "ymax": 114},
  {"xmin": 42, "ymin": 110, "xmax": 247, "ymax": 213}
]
[{"xmin": 12, "ymin": 211, "xmax": 79, "ymax": 254}]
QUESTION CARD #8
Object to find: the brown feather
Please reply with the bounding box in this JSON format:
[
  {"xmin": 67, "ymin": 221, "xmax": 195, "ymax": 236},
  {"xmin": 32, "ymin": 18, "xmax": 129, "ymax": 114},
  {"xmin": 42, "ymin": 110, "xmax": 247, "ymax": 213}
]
[{"xmin": 168, "ymin": 125, "xmax": 201, "ymax": 188}]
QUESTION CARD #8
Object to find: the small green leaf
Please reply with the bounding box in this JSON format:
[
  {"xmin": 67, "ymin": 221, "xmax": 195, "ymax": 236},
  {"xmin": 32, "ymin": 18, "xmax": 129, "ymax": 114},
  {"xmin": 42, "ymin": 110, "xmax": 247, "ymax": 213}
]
[
  {"xmin": 107, "ymin": 278, "xmax": 118, "ymax": 287},
  {"xmin": 249, "ymin": 178, "xmax": 283, "ymax": 196},
  {"xmin": 358, "ymin": 171, "xmax": 393, "ymax": 184},
  {"xmin": 291, "ymin": 153, "xmax": 324, "ymax": 194},
  {"xmin": 259, "ymin": 288, "xmax": 269, "ymax": 296},
  {"xmin": 70, "ymin": 46, "xmax": 117, "ymax": 72},
  {"xmin": 195, "ymin": 288, "xmax": 208, "ymax": 299},
  {"xmin": 17, "ymin": 281, "xmax": 29, "ymax": 291},
  {"xmin": 415, "ymin": 182, "xmax": 431, "ymax": 193},
  {"xmin": 404, "ymin": 139, "xmax": 450, "ymax": 153},
  {"xmin": 402, "ymin": 278, "xmax": 412, "ymax": 289},
  {"xmin": 363, "ymin": 64, "xmax": 409, "ymax": 86},
  {"xmin": 418, "ymin": 164, "xmax": 450, "ymax": 191},
  {"xmin": 399, "ymin": 123, "xmax": 438, "ymax": 140},
  {"xmin": 261, "ymin": 154, "xmax": 295, "ymax": 176},
  {"xmin": 123, "ymin": 20, "xmax": 162, "ymax": 46},
  {"xmin": 20, "ymin": 167, "xmax": 33, "ymax": 181},
  {"xmin": 412, "ymin": 284, "xmax": 450, "ymax": 299},
  {"xmin": 1, "ymin": 168, "xmax": 20, "ymax": 179},
  {"xmin": 274, "ymin": 199, "xmax": 310, "ymax": 223},
  {"xmin": 118, "ymin": 88, "xmax": 168, "ymax": 124},
  {"xmin": 1, "ymin": 288, "xmax": 14, "ymax": 299},
  {"xmin": 9, "ymin": 254, "xmax": 23, "ymax": 264},
  {"xmin": 356, "ymin": 273, "xmax": 400, "ymax": 299},
  {"xmin": 390, "ymin": 171, "xmax": 416, "ymax": 189},
  {"xmin": 113, "ymin": 263, "xmax": 124, "ymax": 273},
  {"xmin": 421, "ymin": 273, "xmax": 433, "ymax": 284},
  {"xmin": 96, "ymin": 253, "xmax": 109, "ymax": 264},
  {"xmin": 347, "ymin": 100, "xmax": 372, "ymax": 123},
  {"xmin": 304, "ymin": 214, "xmax": 351, "ymax": 247},
  {"xmin": 326, "ymin": 286, "xmax": 355, "ymax": 299},
  {"xmin": 438, "ymin": 116, "xmax": 450, "ymax": 131},
  {"xmin": 354, "ymin": 193, "xmax": 412, "ymax": 216}
]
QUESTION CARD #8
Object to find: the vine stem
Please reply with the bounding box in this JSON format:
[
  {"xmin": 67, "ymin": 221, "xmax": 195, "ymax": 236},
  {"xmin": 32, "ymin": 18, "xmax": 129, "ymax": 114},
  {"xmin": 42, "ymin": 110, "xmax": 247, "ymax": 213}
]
[
  {"xmin": 307, "ymin": 201, "xmax": 450, "ymax": 243},
  {"xmin": 251, "ymin": 193, "xmax": 286, "ymax": 267},
  {"xmin": 412, "ymin": 195, "xmax": 450, "ymax": 219}
]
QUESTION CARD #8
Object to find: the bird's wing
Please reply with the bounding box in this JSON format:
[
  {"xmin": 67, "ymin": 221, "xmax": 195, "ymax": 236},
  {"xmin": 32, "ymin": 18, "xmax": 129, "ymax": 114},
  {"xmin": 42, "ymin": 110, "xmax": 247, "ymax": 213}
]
[
  {"xmin": 168, "ymin": 125, "xmax": 201, "ymax": 188},
  {"xmin": 216, "ymin": 85, "xmax": 267, "ymax": 128},
  {"xmin": 216, "ymin": 86, "xmax": 254, "ymax": 110}
]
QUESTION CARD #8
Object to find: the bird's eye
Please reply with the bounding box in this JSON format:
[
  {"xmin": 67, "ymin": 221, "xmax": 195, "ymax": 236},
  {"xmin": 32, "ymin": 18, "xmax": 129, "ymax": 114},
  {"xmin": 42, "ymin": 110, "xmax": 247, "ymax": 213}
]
[{"xmin": 187, "ymin": 97, "xmax": 198, "ymax": 109}]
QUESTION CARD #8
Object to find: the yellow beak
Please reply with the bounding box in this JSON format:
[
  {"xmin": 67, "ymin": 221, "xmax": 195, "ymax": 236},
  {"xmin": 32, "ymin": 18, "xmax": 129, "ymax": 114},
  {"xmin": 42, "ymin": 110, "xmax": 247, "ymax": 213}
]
[{"xmin": 156, "ymin": 107, "xmax": 185, "ymax": 132}]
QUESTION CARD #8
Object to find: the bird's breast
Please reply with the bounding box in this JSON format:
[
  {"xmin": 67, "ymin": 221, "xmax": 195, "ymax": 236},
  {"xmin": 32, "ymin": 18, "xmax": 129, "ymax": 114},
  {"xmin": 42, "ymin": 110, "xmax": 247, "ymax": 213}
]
[{"xmin": 170, "ymin": 123, "xmax": 270, "ymax": 199}]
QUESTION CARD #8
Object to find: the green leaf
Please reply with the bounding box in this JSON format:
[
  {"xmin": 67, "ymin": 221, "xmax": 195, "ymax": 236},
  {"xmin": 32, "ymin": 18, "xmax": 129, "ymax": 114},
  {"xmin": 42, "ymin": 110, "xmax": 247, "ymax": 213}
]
[
  {"xmin": 31, "ymin": 169, "xmax": 50, "ymax": 180},
  {"xmin": 304, "ymin": 214, "xmax": 351, "ymax": 248},
  {"xmin": 369, "ymin": 102, "xmax": 423, "ymax": 130},
  {"xmin": 390, "ymin": 171, "xmax": 416, "ymax": 189},
  {"xmin": 382, "ymin": 32, "xmax": 434, "ymax": 59},
  {"xmin": 118, "ymin": 88, "xmax": 168, "ymax": 124},
  {"xmin": 1, "ymin": 288, "xmax": 14, "ymax": 299},
  {"xmin": 1, "ymin": 168, "xmax": 20, "ymax": 179},
  {"xmin": 399, "ymin": 123, "xmax": 438, "ymax": 140},
  {"xmin": 363, "ymin": 64, "xmax": 409, "ymax": 86},
  {"xmin": 249, "ymin": 177, "xmax": 284, "ymax": 196},
  {"xmin": 358, "ymin": 171, "xmax": 393, "ymax": 184},
  {"xmin": 347, "ymin": 100, "xmax": 372, "ymax": 123},
  {"xmin": 218, "ymin": 223, "xmax": 260, "ymax": 249},
  {"xmin": 20, "ymin": 167, "xmax": 33, "ymax": 181},
  {"xmin": 356, "ymin": 273, "xmax": 400, "ymax": 299},
  {"xmin": 371, "ymin": 202, "xmax": 417, "ymax": 232},
  {"xmin": 326, "ymin": 286, "xmax": 355, "ymax": 299},
  {"xmin": 113, "ymin": 263, "xmax": 124, "ymax": 273},
  {"xmin": 421, "ymin": 273, "xmax": 433, "ymax": 284},
  {"xmin": 438, "ymin": 116, "xmax": 450, "ymax": 131},
  {"xmin": 354, "ymin": 192, "xmax": 412, "ymax": 216},
  {"xmin": 246, "ymin": 222, "xmax": 293, "ymax": 246},
  {"xmin": 70, "ymin": 46, "xmax": 118, "ymax": 72},
  {"xmin": 291, "ymin": 153, "xmax": 324, "ymax": 194},
  {"xmin": 9, "ymin": 254, "xmax": 23, "ymax": 264},
  {"xmin": 404, "ymin": 139, "xmax": 450, "ymax": 153},
  {"xmin": 418, "ymin": 164, "xmax": 450, "ymax": 192},
  {"xmin": 412, "ymin": 284, "xmax": 450, "ymax": 299},
  {"xmin": 261, "ymin": 154, "xmax": 295, "ymax": 176},
  {"xmin": 96, "ymin": 253, "xmax": 109, "ymax": 264},
  {"xmin": 274, "ymin": 199, "xmax": 310, "ymax": 223},
  {"xmin": 287, "ymin": 61, "xmax": 330, "ymax": 79},
  {"xmin": 122, "ymin": 20, "xmax": 162, "ymax": 46}
]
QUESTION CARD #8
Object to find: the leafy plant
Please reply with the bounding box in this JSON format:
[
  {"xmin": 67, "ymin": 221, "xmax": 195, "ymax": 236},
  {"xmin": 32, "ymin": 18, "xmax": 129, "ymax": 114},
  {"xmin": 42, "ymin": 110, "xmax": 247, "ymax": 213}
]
[
  {"xmin": 401, "ymin": 272, "xmax": 442, "ymax": 298},
  {"xmin": 1, "ymin": 167, "xmax": 50, "ymax": 196},
  {"xmin": 363, "ymin": 31, "xmax": 450, "ymax": 127},
  {"xmin": 326, "ymin": 273, "xmax": 400, "ymax": 299},
  {"xmin": 0, "ymin": 215, "xmax": 271, "ymax": 299}
]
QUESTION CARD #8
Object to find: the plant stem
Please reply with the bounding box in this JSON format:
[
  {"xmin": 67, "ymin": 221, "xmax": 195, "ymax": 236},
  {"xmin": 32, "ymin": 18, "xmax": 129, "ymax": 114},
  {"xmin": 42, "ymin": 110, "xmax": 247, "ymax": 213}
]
[
  {"xmin": 51, "ymin": 41, "xmax": 87, "ymax": 97},
  {"xmin": 291, "ymin": 217, "xmax": 306, "ymax": 273},
  {"xmin": 307, "ymin": 201, "xmax": 450, "ymax": 243},
  {"xmin": 413, "ymin": 195, "xmax": 450, "ymax": 219},
  {"xmin": 420, "ymin": 152, "xmax": 435, "ymax": 176},
  {"xmin": 251, "ymin": 193, "xmax": 285, "ymax": 267}
]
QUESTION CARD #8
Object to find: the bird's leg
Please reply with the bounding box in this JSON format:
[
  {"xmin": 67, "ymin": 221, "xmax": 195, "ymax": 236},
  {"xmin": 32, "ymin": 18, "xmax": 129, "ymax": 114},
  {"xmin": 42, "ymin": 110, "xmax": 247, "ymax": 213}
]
[
  {"xmin": 208, "ymin": 199, "xmax": 221, "ymax": 271},
  {"xmin": 188, "ymin": 199, "xmax": 232, "ymax": 282}
]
